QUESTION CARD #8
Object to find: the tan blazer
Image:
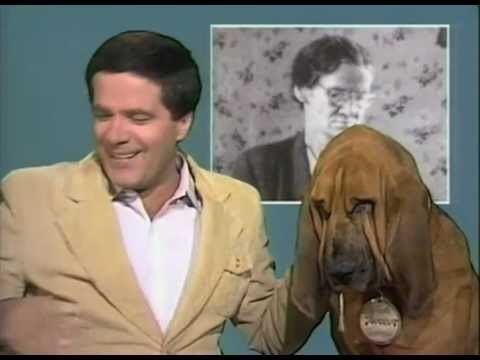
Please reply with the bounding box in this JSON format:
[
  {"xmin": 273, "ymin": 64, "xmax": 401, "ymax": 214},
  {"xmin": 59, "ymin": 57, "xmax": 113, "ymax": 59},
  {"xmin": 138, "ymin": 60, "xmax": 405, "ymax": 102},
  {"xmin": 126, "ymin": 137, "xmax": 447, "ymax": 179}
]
[{"xmin": 0, "ymin": 153, "xmax": 326, "ymax": 354}]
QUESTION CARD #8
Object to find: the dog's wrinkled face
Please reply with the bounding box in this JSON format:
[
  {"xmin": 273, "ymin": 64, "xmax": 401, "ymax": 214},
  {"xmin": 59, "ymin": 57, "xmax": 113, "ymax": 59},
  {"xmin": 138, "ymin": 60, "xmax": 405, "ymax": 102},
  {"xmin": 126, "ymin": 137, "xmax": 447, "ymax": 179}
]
[
  {"xmin": 306, "ymin": 125, "xmax": 437, "ymax": 318},
  {"xmin": 313, "ymin": 199, "xmax": 381, "ymax": 293}
]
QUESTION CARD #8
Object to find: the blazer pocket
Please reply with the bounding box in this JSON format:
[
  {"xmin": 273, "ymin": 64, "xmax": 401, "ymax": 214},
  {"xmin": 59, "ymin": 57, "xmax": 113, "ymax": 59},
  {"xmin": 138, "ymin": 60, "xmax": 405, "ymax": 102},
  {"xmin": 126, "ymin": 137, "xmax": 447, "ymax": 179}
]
[{"xmin": 211, "ymin": 255, "xmax": 252, "ymax": 318}]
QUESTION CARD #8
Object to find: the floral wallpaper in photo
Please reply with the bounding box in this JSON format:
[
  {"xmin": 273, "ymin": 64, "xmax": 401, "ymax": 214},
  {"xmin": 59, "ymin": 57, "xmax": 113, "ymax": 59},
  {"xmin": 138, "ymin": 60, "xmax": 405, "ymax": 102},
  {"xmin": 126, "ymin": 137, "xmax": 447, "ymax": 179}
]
[{"xmin": 212, "ymin": 26, "xmax": 448, "ymax": 203}]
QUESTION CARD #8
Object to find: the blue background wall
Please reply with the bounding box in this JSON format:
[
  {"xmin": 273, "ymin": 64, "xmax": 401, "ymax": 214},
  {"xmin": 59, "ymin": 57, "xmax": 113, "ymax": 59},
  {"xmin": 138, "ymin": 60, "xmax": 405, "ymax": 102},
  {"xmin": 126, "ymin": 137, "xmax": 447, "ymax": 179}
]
[{"xmin": 0, "ymin": 5, "xmax": 477, "ymax": 355}]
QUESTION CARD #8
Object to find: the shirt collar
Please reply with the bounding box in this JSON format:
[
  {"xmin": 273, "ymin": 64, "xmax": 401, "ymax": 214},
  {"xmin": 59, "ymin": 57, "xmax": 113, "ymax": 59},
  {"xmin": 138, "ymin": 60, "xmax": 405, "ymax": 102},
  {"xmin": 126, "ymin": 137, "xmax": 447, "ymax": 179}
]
[
  {"xmin": 175, "ymin": 152, "xmax": 203, "ymax": 210},
  {"xmin": 110, "ymin": 152, "xmax": 202, "ymax": 211}
]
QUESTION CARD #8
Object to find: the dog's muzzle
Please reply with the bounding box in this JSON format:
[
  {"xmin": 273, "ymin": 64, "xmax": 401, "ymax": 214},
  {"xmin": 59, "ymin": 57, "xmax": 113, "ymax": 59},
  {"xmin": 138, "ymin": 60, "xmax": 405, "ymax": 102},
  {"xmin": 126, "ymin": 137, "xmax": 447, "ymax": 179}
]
[{"xmin": 324, "ymin": 242, "xmax": 376, "ymax": 292}]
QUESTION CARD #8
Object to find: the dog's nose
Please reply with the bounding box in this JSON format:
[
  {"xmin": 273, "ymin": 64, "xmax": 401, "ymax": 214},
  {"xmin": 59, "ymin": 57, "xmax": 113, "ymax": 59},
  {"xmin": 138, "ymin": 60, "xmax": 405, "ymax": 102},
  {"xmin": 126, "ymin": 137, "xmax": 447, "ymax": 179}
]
[{"xmin": 327, "ymin": 261, "xmax": 356, "ymax": 285}]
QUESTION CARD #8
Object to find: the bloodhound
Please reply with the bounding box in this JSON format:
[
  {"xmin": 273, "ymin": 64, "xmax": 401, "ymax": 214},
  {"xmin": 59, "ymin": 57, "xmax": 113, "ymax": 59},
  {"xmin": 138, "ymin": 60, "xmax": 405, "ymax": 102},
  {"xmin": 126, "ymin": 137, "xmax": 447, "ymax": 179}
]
[{"xmin": 300, "ymin": 125, "xmax": 478, "ymax": 354}]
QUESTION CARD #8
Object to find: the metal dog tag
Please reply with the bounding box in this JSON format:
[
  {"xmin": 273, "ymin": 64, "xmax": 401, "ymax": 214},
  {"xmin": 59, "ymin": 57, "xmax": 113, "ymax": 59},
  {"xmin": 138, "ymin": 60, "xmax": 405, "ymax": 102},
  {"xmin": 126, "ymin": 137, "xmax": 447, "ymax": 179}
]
[{"xmin": 359, "ymin": 296, "xmax": 401, "ymax": 345}]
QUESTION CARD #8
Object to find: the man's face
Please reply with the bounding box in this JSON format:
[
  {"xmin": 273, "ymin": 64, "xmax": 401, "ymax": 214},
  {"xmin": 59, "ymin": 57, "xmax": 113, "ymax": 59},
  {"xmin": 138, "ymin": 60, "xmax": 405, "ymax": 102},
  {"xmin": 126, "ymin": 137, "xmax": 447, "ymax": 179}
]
[
  {"xmin": 295, "ymin": 63, "xmax": 374, "ymax": 142},
  {"xmin": 92, "ymin": 72, "xmax": 192, "ymax": 192}
]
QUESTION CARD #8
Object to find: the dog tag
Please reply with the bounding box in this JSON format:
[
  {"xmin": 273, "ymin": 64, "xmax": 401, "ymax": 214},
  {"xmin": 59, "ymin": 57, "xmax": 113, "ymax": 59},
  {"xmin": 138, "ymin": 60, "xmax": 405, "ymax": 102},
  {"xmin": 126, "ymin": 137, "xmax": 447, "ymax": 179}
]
[{"xmin": 359, "ymin": 296, "xmax": 401, "ymax": 345}]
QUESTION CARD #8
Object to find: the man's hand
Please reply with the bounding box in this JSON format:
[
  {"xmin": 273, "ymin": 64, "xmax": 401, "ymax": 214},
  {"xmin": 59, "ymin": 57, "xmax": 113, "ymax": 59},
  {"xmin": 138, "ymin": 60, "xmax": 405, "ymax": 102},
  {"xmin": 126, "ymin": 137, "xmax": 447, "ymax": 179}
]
[{"xmin": 0, "ymin": 296, "xmax": 89, "ymax": 354}]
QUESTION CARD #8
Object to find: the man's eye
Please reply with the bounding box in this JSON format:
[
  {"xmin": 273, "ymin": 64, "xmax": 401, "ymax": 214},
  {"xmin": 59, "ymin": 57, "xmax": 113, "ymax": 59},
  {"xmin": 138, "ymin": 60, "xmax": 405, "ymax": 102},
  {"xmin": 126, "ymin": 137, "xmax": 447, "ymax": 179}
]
[
  {"xmin": 130, "ymin": 114, "xmax": 152, "ymax": 122},
  {"xmin": 328, "ymin": 90, "xmax": 345, "ymax": 100},
  {"xmin": 94, "ymin": 113, "xmax": 112, "ymax": 121}
]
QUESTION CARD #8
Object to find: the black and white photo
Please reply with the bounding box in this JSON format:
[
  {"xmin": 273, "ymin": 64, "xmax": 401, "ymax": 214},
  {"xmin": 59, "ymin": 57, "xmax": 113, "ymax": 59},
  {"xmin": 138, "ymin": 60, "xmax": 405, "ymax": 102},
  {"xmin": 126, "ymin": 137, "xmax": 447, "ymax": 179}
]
[{"xmin": 211, "ymin": 26, "xmax": 449, "ymax": 204}]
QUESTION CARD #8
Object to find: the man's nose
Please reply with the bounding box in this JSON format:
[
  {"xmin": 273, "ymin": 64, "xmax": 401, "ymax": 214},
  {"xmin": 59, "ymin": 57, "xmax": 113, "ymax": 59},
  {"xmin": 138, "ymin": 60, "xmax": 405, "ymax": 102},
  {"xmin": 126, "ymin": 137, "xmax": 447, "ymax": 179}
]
[
  {"xmin": 339, "ymin": 98, "xmax": 359, "ymax": 118},
  {"xmin": 105, "ymin": 117, "xmax": 129, "ymax": 143}
]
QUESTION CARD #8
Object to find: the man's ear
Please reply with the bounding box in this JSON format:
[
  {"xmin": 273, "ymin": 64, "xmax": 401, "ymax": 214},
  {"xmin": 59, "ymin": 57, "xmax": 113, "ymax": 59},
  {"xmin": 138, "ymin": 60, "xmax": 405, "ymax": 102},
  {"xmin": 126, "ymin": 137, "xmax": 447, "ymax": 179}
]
[
  {"xmin": 293, "ymin": 86, "xmax": 311, "ymax": 104},
  {"xmin": 175, "ymin": 112, "xmax": 193, "ymax": 142}
]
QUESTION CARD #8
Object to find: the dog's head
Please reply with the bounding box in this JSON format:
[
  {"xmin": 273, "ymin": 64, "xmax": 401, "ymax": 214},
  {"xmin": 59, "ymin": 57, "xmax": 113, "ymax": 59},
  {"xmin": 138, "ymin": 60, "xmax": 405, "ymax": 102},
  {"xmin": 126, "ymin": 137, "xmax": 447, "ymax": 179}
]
[{"xmin": 301, "ymin": 125, "xmax": 437, "ymax": 318}]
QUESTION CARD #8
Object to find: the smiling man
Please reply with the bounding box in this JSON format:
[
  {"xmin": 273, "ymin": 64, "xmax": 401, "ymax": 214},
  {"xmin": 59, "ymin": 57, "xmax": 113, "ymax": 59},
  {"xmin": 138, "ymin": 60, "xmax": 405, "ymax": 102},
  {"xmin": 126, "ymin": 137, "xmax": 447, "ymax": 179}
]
[
  {"xmin": 0, "ymin": 31, "xmax": 329, "ymax": 355},
  {"xmin": 91, "ymin": 71, "xmax": 191, "ymax": 218},
  {"xmin": 232, "ymin": 35, "xmax": 375, "ymax": 201}
]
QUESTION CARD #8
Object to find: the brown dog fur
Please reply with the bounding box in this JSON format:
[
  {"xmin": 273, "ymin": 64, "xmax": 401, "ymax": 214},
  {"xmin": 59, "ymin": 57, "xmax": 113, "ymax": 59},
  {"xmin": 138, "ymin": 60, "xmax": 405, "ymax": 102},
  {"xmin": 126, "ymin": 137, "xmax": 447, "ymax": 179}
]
[{"xmin": 300, "ymin": 125, "xmax": 478, "ymax": 354}]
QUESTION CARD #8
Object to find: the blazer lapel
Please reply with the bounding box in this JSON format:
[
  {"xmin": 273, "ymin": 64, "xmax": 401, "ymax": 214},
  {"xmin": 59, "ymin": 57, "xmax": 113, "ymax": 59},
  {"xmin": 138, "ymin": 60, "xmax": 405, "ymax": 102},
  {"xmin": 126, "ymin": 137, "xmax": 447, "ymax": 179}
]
[
  {"xmin": 164, "ymin": 157, "xmax": 243, "ymax": 343},
  {"xmin": 55, "ymin": 154, "xmax": 163, "ymax": 345}
]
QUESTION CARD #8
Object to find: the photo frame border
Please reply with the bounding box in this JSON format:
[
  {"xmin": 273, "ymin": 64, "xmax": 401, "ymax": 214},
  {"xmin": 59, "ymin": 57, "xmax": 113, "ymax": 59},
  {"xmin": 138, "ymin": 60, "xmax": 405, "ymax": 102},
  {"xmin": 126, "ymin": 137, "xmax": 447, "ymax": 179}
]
[{"xmin": 209, "ymin": 24, "xmax": 451, "ymax": 205}]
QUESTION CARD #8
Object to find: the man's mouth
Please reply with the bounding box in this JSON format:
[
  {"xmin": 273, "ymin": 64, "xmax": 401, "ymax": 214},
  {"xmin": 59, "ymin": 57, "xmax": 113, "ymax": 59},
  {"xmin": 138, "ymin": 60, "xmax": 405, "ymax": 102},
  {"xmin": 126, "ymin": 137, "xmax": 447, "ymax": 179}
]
[
  {"xmin": 329, "ymin": 116, "xmax": 357, "ymax": 131},
  {"xmin": 330, "ymin": 121, "xmax": 348, "ymax": 129},
  {"xmin": 110, "ymin": 151, "xmax": 140, "ymax": 160}
]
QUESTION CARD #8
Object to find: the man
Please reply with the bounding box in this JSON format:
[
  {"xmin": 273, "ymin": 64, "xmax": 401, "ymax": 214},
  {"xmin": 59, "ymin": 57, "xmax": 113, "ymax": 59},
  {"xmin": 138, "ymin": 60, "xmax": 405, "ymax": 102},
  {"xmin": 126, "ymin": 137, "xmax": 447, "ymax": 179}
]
[
  {"xmin": 232, "ymin": 34, "xmax": 375, "ymax": 201},
  {"xmin": 0, "ymin": 31, "xmax": 327, "ymax": 354}
]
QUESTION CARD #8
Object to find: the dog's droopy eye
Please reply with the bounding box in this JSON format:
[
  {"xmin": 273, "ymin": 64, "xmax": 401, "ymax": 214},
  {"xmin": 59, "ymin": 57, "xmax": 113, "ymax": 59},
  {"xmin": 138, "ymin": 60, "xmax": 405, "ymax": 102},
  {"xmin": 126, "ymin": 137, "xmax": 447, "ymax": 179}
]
[
  {"xmin": 313, "ymin": 200, "xmax": 331, "ymax": 220},
  {"xmin": 352, "ymin": 201, "xmax": 373, "ymax": 216}
]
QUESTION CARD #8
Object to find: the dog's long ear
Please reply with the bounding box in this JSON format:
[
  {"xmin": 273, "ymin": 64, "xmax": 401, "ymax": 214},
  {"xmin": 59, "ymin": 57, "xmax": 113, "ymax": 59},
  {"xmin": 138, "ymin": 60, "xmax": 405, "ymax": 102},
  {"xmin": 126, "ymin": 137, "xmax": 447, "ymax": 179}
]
[
  {"xmin": 297, "ymin": 196, "xmax": 322, "ymax": 265},
  {"xmin": 296, "ymin": 193, "xmax": 326, "ymax": 285},
  {"xmin": 291, "ymin": 195, "xmax": 329, "ymax": 319},
  {"xmin": 385, "ymin": 178, "xmax": 437, "ymax": 319}
]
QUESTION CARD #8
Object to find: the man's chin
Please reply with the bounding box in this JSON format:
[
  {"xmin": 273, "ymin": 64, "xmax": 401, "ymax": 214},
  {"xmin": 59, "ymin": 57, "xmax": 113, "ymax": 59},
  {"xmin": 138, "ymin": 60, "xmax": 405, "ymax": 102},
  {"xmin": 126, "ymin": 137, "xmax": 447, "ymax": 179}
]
[
  {"xmin": 326, "ymin": 127, "xmax": 346, "ymax": 139},
  {"xmin": 108, "ymin": 174, "xmax": 142, "ymax": 192},
  {"xmin": 328, "ymin": 122, "xmax": 357, "ymax": 137}
]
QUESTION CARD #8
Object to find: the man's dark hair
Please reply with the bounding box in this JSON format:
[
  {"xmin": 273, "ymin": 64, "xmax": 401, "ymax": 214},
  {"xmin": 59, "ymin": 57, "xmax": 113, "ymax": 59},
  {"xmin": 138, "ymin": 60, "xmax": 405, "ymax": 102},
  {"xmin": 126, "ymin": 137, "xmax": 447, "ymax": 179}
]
[
  {"xmin": 291, "ymin": 34, "xmax": 372, "ymax": 89},
  {"xmin": 85, "ymin": 30, "xmax": 202, "ymax": 120}
]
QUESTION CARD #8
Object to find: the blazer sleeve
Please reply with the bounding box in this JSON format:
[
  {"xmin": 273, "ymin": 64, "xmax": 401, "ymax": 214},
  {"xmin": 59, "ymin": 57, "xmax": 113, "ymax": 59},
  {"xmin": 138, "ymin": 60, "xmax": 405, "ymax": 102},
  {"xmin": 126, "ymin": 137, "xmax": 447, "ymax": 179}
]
[
  {"xmin": 231, "ymin": 193, "xmax": 329, "ymax": 354},
  {"xmin": 0, "ymin": 174, "xmax": 27, "ymax": 301}
]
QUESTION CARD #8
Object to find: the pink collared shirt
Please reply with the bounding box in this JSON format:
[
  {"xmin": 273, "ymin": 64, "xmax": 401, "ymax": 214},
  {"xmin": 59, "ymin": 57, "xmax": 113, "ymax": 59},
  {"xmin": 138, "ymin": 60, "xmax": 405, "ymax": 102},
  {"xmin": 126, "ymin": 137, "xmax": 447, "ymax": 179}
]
[{"xmin": 112, "ymin": 157, "xmax": 201, "ymax": 333}]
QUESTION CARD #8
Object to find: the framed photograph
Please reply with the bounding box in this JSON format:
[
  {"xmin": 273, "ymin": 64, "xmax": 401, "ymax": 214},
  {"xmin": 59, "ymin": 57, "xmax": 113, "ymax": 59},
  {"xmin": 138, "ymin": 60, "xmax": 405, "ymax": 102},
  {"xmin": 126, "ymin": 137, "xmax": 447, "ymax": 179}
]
[{"xmin": 211, "ymin": 25, "xmax": 449, "ymax": 204}]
